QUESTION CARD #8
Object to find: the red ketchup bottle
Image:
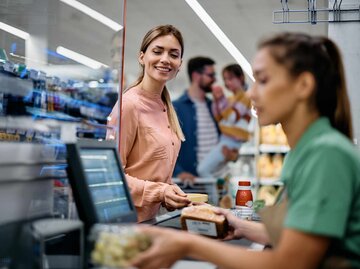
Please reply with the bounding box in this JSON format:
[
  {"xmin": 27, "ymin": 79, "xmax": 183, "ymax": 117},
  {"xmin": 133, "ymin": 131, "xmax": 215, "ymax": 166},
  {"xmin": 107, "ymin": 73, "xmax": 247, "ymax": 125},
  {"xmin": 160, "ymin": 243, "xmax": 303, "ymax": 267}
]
[{"xmin": 235, "ymin": 181, "xmax": 253, "ymax": 208}]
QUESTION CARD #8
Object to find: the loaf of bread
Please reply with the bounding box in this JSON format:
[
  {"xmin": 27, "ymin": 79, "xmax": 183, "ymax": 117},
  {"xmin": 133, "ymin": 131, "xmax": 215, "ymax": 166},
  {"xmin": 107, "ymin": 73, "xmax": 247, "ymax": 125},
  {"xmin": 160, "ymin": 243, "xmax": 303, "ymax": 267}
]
[{"xmin": 180, "ymin": 205, "xmax": 228, "ymax": 239}]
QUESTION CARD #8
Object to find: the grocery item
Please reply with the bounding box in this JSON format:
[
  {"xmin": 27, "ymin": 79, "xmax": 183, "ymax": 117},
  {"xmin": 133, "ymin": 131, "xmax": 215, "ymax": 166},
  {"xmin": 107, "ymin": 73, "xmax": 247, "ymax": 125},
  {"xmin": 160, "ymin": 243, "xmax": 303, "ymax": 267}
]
[
  {"xmin": 180, "ymin": 205, "xmax": 228, "ymax": 238},
  {"xmin": 275, "ymin": 123, "xmax": 288, "ymax": 145},
  {"xmin": 234, "ymin": 181, "xmax": 254, "ymax": 220},
  {"xmin": 186, "ymin": 193, "xmax": 208, "ymax": 203},
  {"xmin": 235, "ymin": 181, "xmax": 253, "ymax": 208},
  {"xmin": 90, "ymin": 224, "xmax": 151, "ymax": 268},
  {"xmin": 257, "ymin": 153, "xmax": 274, "ymax": 178},
  {"xmin": 272, "ymin": 154, "xmax": 283, "ymax": 178},
  {"xmin": 260, "ymin": 125, "xmax": 277, "ymax": 144}
]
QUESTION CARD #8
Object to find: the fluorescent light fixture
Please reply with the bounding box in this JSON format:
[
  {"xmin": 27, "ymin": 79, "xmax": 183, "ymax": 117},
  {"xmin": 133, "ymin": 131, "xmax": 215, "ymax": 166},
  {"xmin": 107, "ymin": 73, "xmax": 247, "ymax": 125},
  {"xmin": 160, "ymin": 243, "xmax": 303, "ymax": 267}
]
[
  {"xmin": 56, "ymin": 46, "xmax": 108, "ymax": 69},
  {"xmin": 185, "ymin": 0, "xmax": 254, "ymax": 81},
  {"xmin": 59, "ymin": 0, "xmax": 123, "ymax": 31},
  {"xmin": 0, "ymin": 22, "xmax": 30, "ymax": 40}
]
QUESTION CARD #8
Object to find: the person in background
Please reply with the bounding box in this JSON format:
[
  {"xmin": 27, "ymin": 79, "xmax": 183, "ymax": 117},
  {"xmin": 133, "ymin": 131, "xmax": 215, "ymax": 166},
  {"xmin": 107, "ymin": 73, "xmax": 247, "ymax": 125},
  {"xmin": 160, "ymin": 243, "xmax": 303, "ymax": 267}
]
[
  {"xmin": 131, "ymin": 32, "xmax": 360, "ymax": 268},
  {"xmin": 173, "ymin": 56, "xmax": 238, "ymax": 182},
  {"xmin": 107, "ymin": 25, "xmax": 191, "ymax": 222},
  {"xmin": 197, "ymin": 64, "xmax": 253, "ymax": 177}
]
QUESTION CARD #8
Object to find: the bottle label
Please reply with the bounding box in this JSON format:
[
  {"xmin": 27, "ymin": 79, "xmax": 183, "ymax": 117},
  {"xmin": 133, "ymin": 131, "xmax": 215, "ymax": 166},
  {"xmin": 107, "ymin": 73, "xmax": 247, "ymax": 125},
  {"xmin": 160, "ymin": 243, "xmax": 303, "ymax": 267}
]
[{"xmin": 236, "ymin": 189, "xmax": 253, "ymax": 208}]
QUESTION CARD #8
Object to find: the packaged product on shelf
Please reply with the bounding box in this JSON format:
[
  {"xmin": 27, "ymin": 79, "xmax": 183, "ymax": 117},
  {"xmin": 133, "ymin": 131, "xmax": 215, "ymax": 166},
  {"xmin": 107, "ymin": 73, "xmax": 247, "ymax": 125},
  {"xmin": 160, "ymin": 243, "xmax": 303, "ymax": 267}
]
[
  {"xmin": 257, "ymin": 153, "xmax": 273, "ymax": 178},
  {"xmin": 272, "ymin": 153, "xmax": 283, "ymax": 178},
  {"xmin": 275, "ymin": 123, "xmax": 288, "ymax": 145},
  {"xmin": 260, "ymin": 125, "xmax": 277, "ymax": 144}
]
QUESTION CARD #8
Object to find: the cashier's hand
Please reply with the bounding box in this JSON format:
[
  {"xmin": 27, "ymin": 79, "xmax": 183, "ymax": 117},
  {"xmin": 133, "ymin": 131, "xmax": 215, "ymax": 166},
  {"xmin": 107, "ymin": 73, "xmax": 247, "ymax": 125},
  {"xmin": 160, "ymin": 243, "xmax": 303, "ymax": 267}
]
[
  {"xmin": 130, "ymin": 226, "xmax": 189, "ymax": 269},
  {"xmin": 213, "ymin": 207, "xmax": 245, "ymax": 241},
  {"xmin": 163, "ymin": 184, "xmax": 191, "ymax": 211}
]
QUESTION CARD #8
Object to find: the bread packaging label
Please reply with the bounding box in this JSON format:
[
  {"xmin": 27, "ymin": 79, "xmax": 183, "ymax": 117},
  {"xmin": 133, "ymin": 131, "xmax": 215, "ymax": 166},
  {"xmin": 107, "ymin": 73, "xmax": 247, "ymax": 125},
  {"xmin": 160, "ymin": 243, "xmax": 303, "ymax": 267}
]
[
  {"xmin": 180, "ymin": 205, "xmax": 228, "ymax": 239},
  {"xmin": 185, "ymin": 219, "xmax": 217, "ymax": 237}
]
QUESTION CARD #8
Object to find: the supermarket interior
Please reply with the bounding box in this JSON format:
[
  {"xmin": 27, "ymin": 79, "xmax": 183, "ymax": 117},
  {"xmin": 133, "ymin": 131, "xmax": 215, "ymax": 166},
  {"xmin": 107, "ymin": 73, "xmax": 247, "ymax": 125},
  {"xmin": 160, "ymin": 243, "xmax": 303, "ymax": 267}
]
[{"xmin": 1, "ymin": 0, "xmax": 360, "ymax": 268}]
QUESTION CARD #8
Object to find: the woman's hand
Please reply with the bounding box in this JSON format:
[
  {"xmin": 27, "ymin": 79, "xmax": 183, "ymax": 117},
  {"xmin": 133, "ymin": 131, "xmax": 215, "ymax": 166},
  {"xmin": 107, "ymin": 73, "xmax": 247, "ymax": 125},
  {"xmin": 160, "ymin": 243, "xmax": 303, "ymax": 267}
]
[
  {"xmin": 163, "ymin": 184, "xmax": 191, "ymax": 210},
  {"xmin": 130, "ymin": 226, "xmax": 189, "ymax": 269}
]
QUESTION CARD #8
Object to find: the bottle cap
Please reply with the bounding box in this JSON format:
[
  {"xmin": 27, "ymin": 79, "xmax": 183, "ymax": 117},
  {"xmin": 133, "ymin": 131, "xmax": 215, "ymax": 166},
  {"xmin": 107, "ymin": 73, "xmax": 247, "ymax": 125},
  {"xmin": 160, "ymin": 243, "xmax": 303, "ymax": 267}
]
[{"xmin": 238, "ymin": 181, "xmax": 251, "ymax": 186}]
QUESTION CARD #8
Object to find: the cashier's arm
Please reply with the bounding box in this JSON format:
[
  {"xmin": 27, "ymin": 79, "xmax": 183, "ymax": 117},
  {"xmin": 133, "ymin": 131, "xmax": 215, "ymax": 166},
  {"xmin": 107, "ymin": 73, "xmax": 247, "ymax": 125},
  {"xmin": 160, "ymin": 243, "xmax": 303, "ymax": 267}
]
[
  {"xmin": 191, "ymin": 228, "xmax": 330, "ymax": 269},
  {"xmin": 131, "ymin": 227, "xmax": 330, "ymax": 269}
]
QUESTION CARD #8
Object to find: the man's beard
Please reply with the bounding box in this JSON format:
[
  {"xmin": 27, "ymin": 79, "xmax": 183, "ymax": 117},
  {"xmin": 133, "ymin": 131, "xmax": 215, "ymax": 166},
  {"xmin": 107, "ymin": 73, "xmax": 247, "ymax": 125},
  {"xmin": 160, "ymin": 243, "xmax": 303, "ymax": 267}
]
[{"xmin": 200, "ymin": 84, "xmax": 212, "ymax": 93}]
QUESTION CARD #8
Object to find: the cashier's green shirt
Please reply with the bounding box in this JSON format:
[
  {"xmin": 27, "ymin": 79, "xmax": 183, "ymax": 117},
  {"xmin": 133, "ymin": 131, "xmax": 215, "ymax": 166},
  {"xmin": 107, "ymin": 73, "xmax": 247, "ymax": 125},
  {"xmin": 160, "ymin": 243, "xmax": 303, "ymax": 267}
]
[{"xmin": 281, "ymin": 117, "xmax": 360, "ymax": 267}]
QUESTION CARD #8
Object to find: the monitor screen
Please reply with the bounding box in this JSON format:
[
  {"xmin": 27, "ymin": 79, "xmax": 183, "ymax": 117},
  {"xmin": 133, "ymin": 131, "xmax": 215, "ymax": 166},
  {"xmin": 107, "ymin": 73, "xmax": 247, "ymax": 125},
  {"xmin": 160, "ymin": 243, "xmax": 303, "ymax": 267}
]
[
  {"xmin": 80, "ymin": 148, "xmax": 131, "ymax": 222},
  {"xmin": 66, "ymin": 140, "xmax": 137, "ymax": 229}
]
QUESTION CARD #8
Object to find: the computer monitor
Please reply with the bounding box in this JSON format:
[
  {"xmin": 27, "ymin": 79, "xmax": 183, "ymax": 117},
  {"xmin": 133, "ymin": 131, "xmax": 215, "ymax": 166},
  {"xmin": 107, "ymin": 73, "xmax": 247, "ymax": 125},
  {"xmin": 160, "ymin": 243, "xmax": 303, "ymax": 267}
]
[{"xmin": 66, "ymin": 140, "xmax": 137, "ymax": 231}]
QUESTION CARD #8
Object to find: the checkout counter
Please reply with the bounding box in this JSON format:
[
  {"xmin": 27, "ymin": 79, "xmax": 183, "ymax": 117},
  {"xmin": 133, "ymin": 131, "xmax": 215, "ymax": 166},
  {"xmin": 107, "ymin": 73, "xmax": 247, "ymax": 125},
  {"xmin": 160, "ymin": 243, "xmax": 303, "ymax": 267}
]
[
  {"xmin": 144, "ymin": 209, "xmax": 262, "ymax": 269},
  {"xmin": 0, "ymin": 140, "xmax": 261, "ymax": 269}
]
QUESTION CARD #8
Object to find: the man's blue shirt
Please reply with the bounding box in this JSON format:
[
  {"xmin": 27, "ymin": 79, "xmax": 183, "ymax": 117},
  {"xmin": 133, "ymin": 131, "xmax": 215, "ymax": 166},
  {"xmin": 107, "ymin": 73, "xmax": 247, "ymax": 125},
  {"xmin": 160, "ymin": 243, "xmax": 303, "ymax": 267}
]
[{"xmin": 172, "ymin": 91, "xmax": 219, "ymax": 177}]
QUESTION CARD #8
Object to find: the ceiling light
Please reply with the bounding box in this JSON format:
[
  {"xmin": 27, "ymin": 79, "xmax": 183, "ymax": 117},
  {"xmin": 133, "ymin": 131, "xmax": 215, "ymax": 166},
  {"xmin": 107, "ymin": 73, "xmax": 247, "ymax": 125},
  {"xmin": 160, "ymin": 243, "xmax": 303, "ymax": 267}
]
[
  {"xmin": 56, "ymin": 46, "xmax": 108, "ymax": 69},
  {"xmin": 0, "ymin": 22, "xmax": 30, "ymax": 40},
  {"xmin": 185, "ymin": 0, "xmax": 254, "ymax": 81},
  {"xmin": 59, "ymin": 0, "xmax": 123, "ymax": 31}
]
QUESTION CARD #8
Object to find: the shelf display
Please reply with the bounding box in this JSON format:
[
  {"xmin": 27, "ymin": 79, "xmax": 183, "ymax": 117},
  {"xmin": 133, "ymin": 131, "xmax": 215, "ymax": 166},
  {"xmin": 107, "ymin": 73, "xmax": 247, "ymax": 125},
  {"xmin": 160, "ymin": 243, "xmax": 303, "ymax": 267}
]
[
  {"xmin": 256, "ymin": 124, "xmax": 288, "ymax": 202},
  {"xmin": 0, "ymin": 63, "xmax": 115, "ymax": 139},
  {"xmin": 0, "ymin": 0, "xmax": 125, "ymax": 266},
  {"xmin": 227, "ymin": 123, "xmax": 288, "ymax": 205}
]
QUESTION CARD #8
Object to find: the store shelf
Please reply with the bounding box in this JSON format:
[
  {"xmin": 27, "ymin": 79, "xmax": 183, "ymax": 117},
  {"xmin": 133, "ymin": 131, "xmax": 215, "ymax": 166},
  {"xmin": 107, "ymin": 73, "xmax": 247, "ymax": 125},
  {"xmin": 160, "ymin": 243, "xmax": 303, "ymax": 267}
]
[
  {"xmin": 259, "ymin": 178, "xmax": 284, "ymax": 186},
  {"xmin": 239, "ymin": 146, "xmax": 257, "ymax": 155},
  {"xmin": 259, "ymin": 144, "xmax": 290, "ymax": 153},
  {"xmin": 26, "ymin": 107, "xmax": 80, "ymax": 122}
]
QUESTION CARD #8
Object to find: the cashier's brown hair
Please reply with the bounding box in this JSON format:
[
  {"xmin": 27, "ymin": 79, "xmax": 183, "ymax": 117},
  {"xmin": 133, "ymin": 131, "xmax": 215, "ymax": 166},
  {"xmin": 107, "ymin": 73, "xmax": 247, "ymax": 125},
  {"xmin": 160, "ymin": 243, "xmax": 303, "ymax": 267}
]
[
  {"xmin": 259, "ymin": 32, "xmax": 353, "ymax": 140},
  {"xmin": 126, "ymin": 24, "xmax": 185, "ymax": 141}
]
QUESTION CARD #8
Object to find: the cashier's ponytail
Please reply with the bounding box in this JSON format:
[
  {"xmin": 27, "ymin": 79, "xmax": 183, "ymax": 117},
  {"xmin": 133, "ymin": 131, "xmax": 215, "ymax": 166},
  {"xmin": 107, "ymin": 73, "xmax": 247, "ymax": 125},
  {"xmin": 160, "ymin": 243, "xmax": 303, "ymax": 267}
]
[
  {"xmin": 259, "ymin": 32, "xmax": 353, "ymax": 140},
  {"xmin": 321, "ymin": 38, "xmax": 353, "ymax": 140}
]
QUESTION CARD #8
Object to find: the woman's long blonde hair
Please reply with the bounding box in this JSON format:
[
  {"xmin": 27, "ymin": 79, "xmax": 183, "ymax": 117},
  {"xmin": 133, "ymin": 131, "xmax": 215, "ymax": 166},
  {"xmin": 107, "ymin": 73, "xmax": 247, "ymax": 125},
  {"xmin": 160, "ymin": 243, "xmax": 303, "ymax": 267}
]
[{"xmin": 125, "ymin": 24, "xmax": 185, "ymax": 141}]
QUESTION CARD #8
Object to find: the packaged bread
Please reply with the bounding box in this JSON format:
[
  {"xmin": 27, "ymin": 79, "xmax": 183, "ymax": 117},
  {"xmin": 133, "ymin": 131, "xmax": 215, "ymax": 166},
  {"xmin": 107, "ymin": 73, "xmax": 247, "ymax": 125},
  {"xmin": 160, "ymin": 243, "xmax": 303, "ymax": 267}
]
[
  {"xmin": 180, "ymin": 205, "xmax": 228, "ymax": 239},
  {"xmin": 90, "ymin": 224, "xmax": 151, "ymax": 268}
]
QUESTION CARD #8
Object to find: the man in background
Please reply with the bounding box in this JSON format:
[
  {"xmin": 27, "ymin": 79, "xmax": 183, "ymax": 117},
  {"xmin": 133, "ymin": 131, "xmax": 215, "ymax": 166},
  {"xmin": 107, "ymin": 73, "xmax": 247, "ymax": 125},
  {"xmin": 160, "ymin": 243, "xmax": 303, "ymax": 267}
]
[{"xmin": 173, "ymin": 56, "xmax": 237, "ymax": 181}]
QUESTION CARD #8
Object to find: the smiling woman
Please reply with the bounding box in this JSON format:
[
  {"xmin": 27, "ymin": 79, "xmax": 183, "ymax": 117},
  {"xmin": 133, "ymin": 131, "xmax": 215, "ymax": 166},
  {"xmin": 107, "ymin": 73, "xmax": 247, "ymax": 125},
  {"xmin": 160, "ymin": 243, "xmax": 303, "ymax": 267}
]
[{"xmin": 106, "ymin": 25, "xmax": 191, "ymax": 222}]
